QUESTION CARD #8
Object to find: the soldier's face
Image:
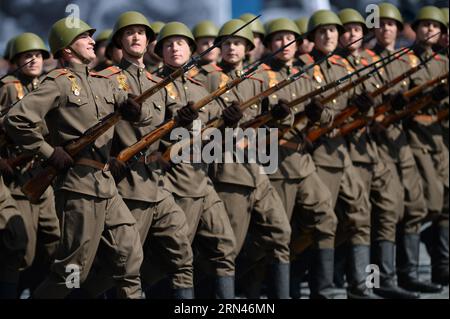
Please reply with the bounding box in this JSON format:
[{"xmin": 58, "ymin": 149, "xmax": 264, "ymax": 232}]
[
  {"xmin": 416, "ymin": 20, "xmax": 441, "ymax": 45},
  {"xmin": 341, "ymin": 23, "xmax": 364, "ymax": 51},
  {"xmin": 120, "ymin": 25, "xmax": 148, "ymax": 57},
  {"xmin": 249, "ymin": 34, "xmax": 265, "ymax": 61},
  {"xmin": 196, "ymin": 37, "xmax": 220, "ymax": 63},
  {"xmin": 17, "ymin": 50, "xmax": 43, "ymax": 78},
  {"xmin": 298, "ymin": 38, "xmax": 314, "ymax": 54},
  {"xmin": 439, "ymin": 30, "xmax": 449, "ymax": 47},
  {"xmin": 314, "ymin": 25, "xmax": 338, "ymax": 54},
  {"xmin": 70, "ymin": 32, "xmax": 96, "ymax": 62},
  {"xmin": 375, "ymin": 19, "xmax": 398, "ymax": 47},
  {"xmin": 269, "ymin": 31, "xmax": 298, "ymax": 62},
  {"xmin": 221, "ymin": 37, "xmax": 247, "ymax": 65},
  {"xmin": 162, "ymin": 36, "xmax": 192, "ymax": 67}
]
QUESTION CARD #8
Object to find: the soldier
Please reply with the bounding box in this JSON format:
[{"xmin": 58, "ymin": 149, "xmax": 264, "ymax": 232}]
[
  {"xmin": 294, "ymin": 17, "xmax": 314, "ymax": 55},
  {"xmin": 239, "ymin": 13, "xmax": 266, "ymax": 64},
  {"xmin": 405, "ymin": 6, "xmax": 449, "ymax": 288},
  {"xmin": 82, "ymin": 11, "xmax": 195, "ymax": 299},
  {"xmin": 154, "ymin": 22, "xmax": 237, "ymax": 298},
  {"xmin": 4, "ymin": 17, "xmax": 147, "ymax": 299},
  {"xmin": 145, "ymin": 21, "xmax": 165, "ymax": 74},
  {"xmin": 370, "ymin": 2, "xmax": 436, "ymax": 297},
  {"xmin": 204, "ymin": 19, "xmax": 292, "ymax": 299},
  {"xmin": 92, "ymin": 29, "xmax": 113, "ymax": 71},
  {"xmin": 1, "ymin": 37, "xmax": 16, "ymax": 75},
  {"xmin": 0, "ymin": 32, "xmax": 61, "ymax": 296},
  {"xmin": 257, "ymin": 17, "xmax": 339, "ymax": 299},
  {"xmin": 0, "ymin": 173, "xmax": 27, "ymax": 298},
  {"xmin": 187, "ymin": 20, "xmax": 222, "ymax": 90}
]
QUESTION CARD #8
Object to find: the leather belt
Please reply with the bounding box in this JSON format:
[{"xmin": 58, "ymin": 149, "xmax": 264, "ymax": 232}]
[{"xmin": 75, "ymin": 158, "xmax": 107, "ymax": 170}]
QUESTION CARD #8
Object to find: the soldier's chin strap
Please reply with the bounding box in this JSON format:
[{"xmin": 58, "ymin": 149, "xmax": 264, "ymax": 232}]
[{"xmin": 68, "ymin": 45, "xmax": 92, "ymax": 65}]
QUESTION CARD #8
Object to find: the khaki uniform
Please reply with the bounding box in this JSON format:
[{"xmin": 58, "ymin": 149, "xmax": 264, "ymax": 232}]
[
  {"xmin": 4, "ymin": 62, "xmax": 146, "ymax": 299},
  {"xmin": 306, "ymin": 50, "xmax": 371, "ymax": 246},
  {"xmin": 0, "ymin": 175, "xmax": 27, "ymax": 286},
  {"xmin": 85, "ymin": 59, "xmax": 194, "ymax": 291},
  {"xmin": 187, "ymin": 63, "xmax": 223, "ymax": 92},
  {"xmin": 371, "ymin": 44, "xmax": 428, "ymax": 237},
  {"xmin": 337, "ymin": 49, "xmax": 404, "ymax": 243},
  {"xmin": 205, "ymin": 62, "xmax": 291, "ymax": 264},
  {"xmin": 406, "ymin": 46, "xmax": 449, "ymax": 224},
  {"xmin": 156, "ymin": 66, "xmax": 236, "ymax": 278},
  {"xmin": 0, "ymin": 73, "xmax": 60, "ymax": 292},
  {"xmin": 258, "ymin": 59, "xmax": 336, "ymax": 250}
]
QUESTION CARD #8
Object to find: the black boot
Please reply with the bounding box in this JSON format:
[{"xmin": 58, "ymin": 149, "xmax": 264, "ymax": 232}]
[
  {"xmin": 173, "ymin": 287, "xmax": 194, "ymax": 299},
  {"xmin": 308, "ymin": 249, "xmax": 335, "ymax": 299},
  {"xmin": 214, "ymin": 276, "xmax": 235, "ymax": 299},
  {"xmin": 266, "ymin": 261, "xmax": 289, "ymax": 299},
  {"xmin": 372, "ymin": 241, "xmax": 420, "ymax": 299},
  {"xmin": 334, "ymin": 244, "xmax": 348, "ymax": 289},
  {"xmin": 431, "ymin": 225, "xmax": 449, "ymax": 286},
  {"xmin": 0, "ymin": 282, "xmax": 17, "ymax": 299},
  {"xmin": 397, "ymin": 233, "xmax": 443, "ymax": 293},
  {"xmin": 347, "ymin": 245, "xmax": 382, "ymax": 299},
  {"xmin": 290, "ymin": 249, "xmax": 312, "ymax": 299}
]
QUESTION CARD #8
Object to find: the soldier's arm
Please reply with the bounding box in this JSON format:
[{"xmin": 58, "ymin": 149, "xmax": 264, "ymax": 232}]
[{"xmin": 4, "ymin": 79, "xmax": 60, "ymax": 159}]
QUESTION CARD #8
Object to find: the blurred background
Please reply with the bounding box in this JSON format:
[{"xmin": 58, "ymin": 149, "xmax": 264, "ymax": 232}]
[{"xmin": 0, "ymin": 0, "xmax": 448, "ymax": 75}]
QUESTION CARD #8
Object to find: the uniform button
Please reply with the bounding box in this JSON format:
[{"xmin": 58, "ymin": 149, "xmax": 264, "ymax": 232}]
[
  {"xmin": 184, "ymin": 86, "xmax": 188, "ymax": 90},
  {"xmin": 316, "ymin": 86, "xmax": 321, "ymax": 89},
  {"xmin": 332, "ymin": 99, "xmax": 337, "ymax": 104},
  {"xmin": 375, "ymin": 84, "xmax": 380, "ymax": 88},
  {"xmin": 250, "ymin": 104, "xmax": 257, "ymax": 109},
  {"xmin": 292, "ymin": 93, "xmax": 296, "ymax": 98},
  {"xmin": 95, "ymin": 95, "xmax": 99, "ymax": 99},
  {"xmin": 200, "ymin": 107, "xmax": 205, "ymax": 111},
  {"xmin": 272, "ymin": 94, "xmax": 277, "ymax": 99},
  {"xmin": 77, "ymin": 99, "xmax": 81, "ymax": 102},
  {"xmin": 293, "ymin": 107, "xmax": 298, "ymax": 112},
  {"xmin": 224, "ymin": 97, "xmax": 229, "ymax": 102},
  {"xmin": 226, "ymin": 90, "xmax": 230, "ymax": 94}
]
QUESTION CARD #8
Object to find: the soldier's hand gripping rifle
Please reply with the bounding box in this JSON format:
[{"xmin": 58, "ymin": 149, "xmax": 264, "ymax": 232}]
[
  {"xmin": 301, "ymin": 32, "xmax": 443, "ymax": 146},
  {"xmin": 19, "ymin": 17, "xmax": 261, "ymax": 203},
  {"xmin": 339, "ymin": 71, "xmax": 448, "ymax": 136},
  {"xmin": 160, "ymin": 34, "xmax": 307, "ymax": 161},
  {"xmin": 337, "ymin": 47, "xmax": 448, "ymax": 136}
]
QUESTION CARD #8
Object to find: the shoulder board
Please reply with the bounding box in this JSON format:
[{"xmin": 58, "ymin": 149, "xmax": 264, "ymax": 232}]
[
  {"xmin": 202, "ymin": 63, "xmax": 222, "ymax": 73},
  {"xmin": 165, "ymin": 82, "xmax": 178, "ymax": 100},
  {"xmin": 145, "ymin": 70, "xmax": 159, "ymax": 83},
  {"xmin": 300, "ymin": 53, "xmax": 315, "ymax": 65},
  {"xmin": 266, "ymin": 70, "xmax": 278, "ymax": 87},
  {"xmin": 365, "ymin": 49, "xmax": 376, "ymax": 57},
  {"xmin": 434, "ymin": 53, "xmax": 447, "ymax": 63},
  {"xmin": 330, "ymin": 55, "xmax": 355, "ymax": 73},
  {"xmin": 406, "ymin": 52, "xmax": 420, "ymax": 68},
  {"xmin": 218, "ymin": 72, "xmax": 230, "ymax": 88},
  {"xmin": 187, "ymin": 67, "xmax": 200, "ymax": 78},
  {"xmin": 45, "ymin": 68, "xmax": 69, "ymax": 79},
  {"xmin": 261, "ymin": 63, "xmax": 272, "ymax": 71},
  {"xmin": 91, "ymin": 66, "xmax": 122, "ymax": 78},
  {"xmin": 247, "ymin": 75, "xmax": 264, "ymax": 84},
  {"xmin": 186, "ymin": 76, "xmax": 204, "ymax": 86},
  {"xmin": 0, "ymin": 75, "xmax": 20, "ymax": 84}
]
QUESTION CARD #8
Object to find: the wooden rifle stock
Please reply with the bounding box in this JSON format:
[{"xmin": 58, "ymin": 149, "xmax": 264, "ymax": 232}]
[{"xmin": 21, "ymin": 112, "xmax": 121, "ymax": 203}]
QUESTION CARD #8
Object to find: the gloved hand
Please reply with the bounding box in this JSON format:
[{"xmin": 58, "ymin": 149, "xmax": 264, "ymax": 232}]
[
  {"xmin": 107, "ymin": 157, "xmax": 128, "ymax": 183},
  {"xmin": 299, "ymin": 132, "xmax": 314, "ymax": 153},
  {"xmin": 305, "ymin": 98, "xmax": 324, "ymax": 123},
  {"xmin": 271, "ymin": 99, "xmax": 291, "ymax": 120},
  {"xmin": 150, "ymin": 151, "xmax": 172, "ymax": 171},
  {"xmin": 388, "ymin": 92, "xmax": 408, "ymax": 111},
  {"xmin": 119, "ymin": 94, "xmax": 142, "ymax": 122},
  {"xmin": 431, "ymin": 83, "xmax": 449, "ymax": 101},
  {"xmin": 351, "ymin": 91, "xmax": 374, "ymax": 114},
  {"xmin": 370, "ymin": 120, "xmax": 386, "ymax": 135},
  {"xmin": 175, "ymin": 102, "xmax": 199, "ymax": 127},
  {"xmin": 0, "ymin": 158, "xmax": 14, "ymax": 180},
  {"xmin": 222, "ymin": 101, "xmax": 243, "ymax": 127},
  {"xmin": 48, "ymin": 146, "xmax": 73, "ymax": 171}
]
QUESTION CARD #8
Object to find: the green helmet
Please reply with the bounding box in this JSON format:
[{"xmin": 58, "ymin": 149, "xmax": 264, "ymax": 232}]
[
  {"xmin": 95, "ymin": 29, "xmax": 112, "ymax": 44},
  {"xmin": 150, "ymin": 21, "xmax": 165, "ymax": 35},
  {"xmin": 48, "ymin": 17, "xmax": 96, "ymax": 56},
  {"xmin": 3, "ymin": 36, "xmax": 16, "ymax": 61},
  {"xmin": 412, "ymin": 6, "xmax": 447, "ymax": 31},
  {"xmin": 215, "ymin": 19, "xmax": 255, "ymax": 50},
  {"xmin": 9, "ymin": 32, "xmax": 50, "ymax": 61},
  {"xmin": 338, "ymin": 8, "xmax": 368, "ymax": 33},
  {"xmin": 239, "ymin": 13, "xmax": 266, "ymax": 38},
  {"xmin": 377, "ymin": 2, "xmax": 404, "ymax": 30},
  {"xmin": 155, "ymin": 22, "xmax": 196, "ymax": 58},
  {"xmin": 294, "ymin": 17, "xmax": 309, "ymax": 35},
  {"xmin": 441, "ymin": 8, "xmax": 449, "ymax": 27},
  {"xmin": 264, "ymin": 18, "xmax": 301, "ymax": 46},
  {"xmin": 192, "ymin": 20, "xmax": 219, "ymax": 39},
  {"xmin": 307, "ymin": 10, "xmax": 344, "ymax": 40},
  {"xmin": 112, "ymin": 11, "xmax": 155, "ymax": 48}
]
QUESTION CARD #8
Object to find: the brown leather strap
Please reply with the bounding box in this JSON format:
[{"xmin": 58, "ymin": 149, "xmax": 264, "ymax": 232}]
[
  {"xmin": 279, "ymin": 139, "xmax": 301, "ymax": 151},
  {"xmin": 138, "ymin": 154, "xmax": 159, "ymax": 164},
  {"xmin": 414, "ymin": 114, "xmax": 436, "ymax": 124},
  {"xmin": 75, "ymin": 158, "xmax": 106, "ymax": 170}
]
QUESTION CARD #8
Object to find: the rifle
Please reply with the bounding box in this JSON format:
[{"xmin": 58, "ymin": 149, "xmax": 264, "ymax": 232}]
[
  {"xmin": 303, "ymin": 41, "xmax": 443, "ymax": 145},
  {"xmin": 21, "ymin": 111, "xmax": 121, "ymax": 203},
  {"xmin": 435, "ymin": 107, "xmax": 449, "ymax": 123},
  {"xmin": 338, "ymin": 72, "xmax": 448, "ymax": 137},
  {"xmin": 159, "ymin": 35, "xmax": 306, "ymax": 161}
]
